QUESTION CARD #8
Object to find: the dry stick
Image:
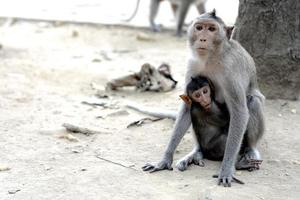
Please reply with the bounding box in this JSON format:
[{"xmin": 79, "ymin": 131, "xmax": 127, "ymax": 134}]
[
  {"xmin": 95, "ymin": 154, "xmax": 138, "ymax": 171},
  {"xmin": 127, "ymin": 117, "xmax": 163, "ymax": 128},
  {"xmin": 62, "ymin": 123, "xmax": 104, "ymax": 136}
]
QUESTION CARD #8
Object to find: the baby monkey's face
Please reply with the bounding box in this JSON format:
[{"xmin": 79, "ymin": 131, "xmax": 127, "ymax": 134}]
[{"xmin": 191, "ymin": 85, "xmax": 212, "ymax": 110}]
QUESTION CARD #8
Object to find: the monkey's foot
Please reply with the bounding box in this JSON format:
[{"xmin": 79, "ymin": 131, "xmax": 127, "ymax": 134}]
[
  {"xmin": 142, "ymin": 157, "xmax": 173, "ymax": 173},
  {"xmin": 151, "ymin": 24, "xmax": 162, "ymax": 32},
  {"xmin": 236, "ymin": 157, "xmax": 263, "ymax": 171},
  {"xmin": 176, "ymin": 151, "xmax": 205, "ymax": 171},
  {"xmin": 236, "ymin": 149, "xmax": 263, "ymax": 171},
  {"xmin": 213, "ymin": 174, "xmax": 244, "ymax": 187}
]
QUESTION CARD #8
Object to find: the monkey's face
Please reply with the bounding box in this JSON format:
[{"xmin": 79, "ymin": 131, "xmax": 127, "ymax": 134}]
[
  {"xmin": 190, "ymin": 85, "xmax": 212, "ymax": 110},
  {"xmin": 188, "ymin": 19, "xmax": 226, "ymax": 56}
]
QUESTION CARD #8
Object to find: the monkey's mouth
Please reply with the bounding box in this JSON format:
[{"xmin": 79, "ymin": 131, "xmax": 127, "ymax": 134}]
[
  {"xmin": 203, "ymin": 103, "xmax": 211, "ymax": 110},
  {"xmin": 196, "ymin": 47, "xmax": 208, "ymax": 54}
]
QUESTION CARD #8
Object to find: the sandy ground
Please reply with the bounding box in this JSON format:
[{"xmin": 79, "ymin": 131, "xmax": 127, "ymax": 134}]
[{"xmin": 0, "ymin": 20, "xmax": 300, "ymax": 200}]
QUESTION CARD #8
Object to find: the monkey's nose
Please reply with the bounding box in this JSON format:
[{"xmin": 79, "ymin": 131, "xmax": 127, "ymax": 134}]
[{"xmin": 200, "ymin": 39, "xmax": 206, "ymax": 42}]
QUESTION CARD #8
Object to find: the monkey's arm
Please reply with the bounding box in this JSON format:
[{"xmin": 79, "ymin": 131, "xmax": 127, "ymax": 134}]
[
  {"xmin": 218, "ymin": 82, "xmax": 249, "ymax": 187},
  {"xmin": 142, "ymin": 103, "xmax": 191, "ymax": 172}
]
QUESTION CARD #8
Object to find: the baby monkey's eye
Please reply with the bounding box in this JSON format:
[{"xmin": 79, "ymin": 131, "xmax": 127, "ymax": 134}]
[
  {"xmin": 195, "ymin": 24, "xmax": 203, "ymax": 31},
  {"xmin": 208, "ymin": 26, "xmax": 216, "ymax": 32},
  {"xmin": 203, "ymin": 88, "xmax": 208, "ymax": 94},
  {"xmin": 195, "ymin": 93, "xmax": 201, "ymax": 98}
]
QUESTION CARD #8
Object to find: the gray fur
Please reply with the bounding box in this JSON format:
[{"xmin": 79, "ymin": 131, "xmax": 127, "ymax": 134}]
[{"xmin": 143, "ymin": 11, "xmax": 265, "ymax": 187}]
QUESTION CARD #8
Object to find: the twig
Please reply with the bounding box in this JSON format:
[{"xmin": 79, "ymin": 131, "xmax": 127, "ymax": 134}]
[
  {"xmin": 127, "ymin": 117, "xmax": 163, "ymax": 128},
  {"xmin": 81, "ymin": 101, "xmax": 107, "ymax": 108},
  {"xmin": 62, "ymin": 123, "xmax": 106, "ymax": 136},
  {"xmin": 81, "ymin": 100, "xmax": 119, "ymax": 109},
  {"xmin": 95, "ymin": 154, "xmax": 137, "ymax": 171}
]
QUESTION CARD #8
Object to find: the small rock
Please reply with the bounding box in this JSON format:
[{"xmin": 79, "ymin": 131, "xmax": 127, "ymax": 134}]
[
  {"xmin": 281, "ymin": 102, "xmax": 288, "ymax": 107},
  {"xmin": 236, "ymin": 171, "xmax": 242, "ymax": 175},
  {"xmin": 278, "ymin": 113, "xmax": 282, "ymax": 117},
  {"xmin": 292, "ymin": 160, "xmax": 300, "ymax": 165},
  {"xmin": 96, "ymin": 116, "xmax": 105, "ymax": 119},
  {"xmin": 92, "ymin": 58, "xmax": 101, "ymax": 63},
  {"xmin": 71, "ymin": 146, "xmax": 84, "ymax": 153},
  {"xmin": 72, "ymin": 30, "xmax": 79, "ymax": 37},
  {"xmin": 291, "ymin": 109, "xmax": 297, "ymax": 114},
  {"xmin": 44, "ymin": 166, "xmax": 52, "ymax": 171},
  {"xmin": 59, "ymin": 134, "xmax": 79, "ymax": 142},
  {"xmin": 81, "ymin": 168, "xmax": 87, "ymax": 171}
]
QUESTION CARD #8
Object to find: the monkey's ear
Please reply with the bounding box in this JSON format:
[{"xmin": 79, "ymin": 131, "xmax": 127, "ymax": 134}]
[
  {"xmin": 210, "ymin": 9, "xmax": 216, "ymax": 17},
  {"xmin": 225, "ymin": 26, "xmax": 234, "ymax": 40},
  {"xmin": 180, "ymin": 95, "xmax": 192, "ymax": 107}
]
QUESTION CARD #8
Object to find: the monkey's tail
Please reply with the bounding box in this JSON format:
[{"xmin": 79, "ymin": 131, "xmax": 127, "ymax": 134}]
[
  {"xmin": 126, "ymin": 102, "xmax": 177, "ymax": 120},
  {"xmin": 122, "ymin": 0, "xmax": 140, "ymax": 22}
]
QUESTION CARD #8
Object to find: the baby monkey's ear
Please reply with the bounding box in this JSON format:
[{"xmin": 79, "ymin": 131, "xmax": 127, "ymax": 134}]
[{"xmin": 180, "ymin": 95, "xmax": 192, "ymax": 107}]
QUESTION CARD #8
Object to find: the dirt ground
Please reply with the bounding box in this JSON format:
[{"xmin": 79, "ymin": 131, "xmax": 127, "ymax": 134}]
[{"xmin": 0, "ymin": 20, "xmax": 299, "ymax": 200}]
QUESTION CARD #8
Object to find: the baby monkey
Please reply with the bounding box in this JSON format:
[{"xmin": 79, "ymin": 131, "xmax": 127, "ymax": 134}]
[{"xmin": 178, "ymin": 75, "xmax": 262, "ymax": 172}]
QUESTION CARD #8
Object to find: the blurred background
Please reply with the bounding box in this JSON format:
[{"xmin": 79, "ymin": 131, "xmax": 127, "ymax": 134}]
[{"xmin": 0, "ymin": 0, "xmax": 239, "ymax": 26}]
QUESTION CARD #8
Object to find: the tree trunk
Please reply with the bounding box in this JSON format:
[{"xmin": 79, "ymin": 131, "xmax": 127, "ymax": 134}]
[{"xmin": 233, "ymin": 0, "xmax": 300, "ymax": 100}]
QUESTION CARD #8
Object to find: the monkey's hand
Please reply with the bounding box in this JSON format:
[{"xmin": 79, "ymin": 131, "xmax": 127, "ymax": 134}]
[
  {"xmin": 142, "ymin": 156, "xmax": 173, "ymax": 173},
  {"xmin": 176, "ymin": 150, "xmax": 205, "ymax": 171},
  {"xmin": 214, "ymin": 167, "xmax": 244, "ymax": 187}
]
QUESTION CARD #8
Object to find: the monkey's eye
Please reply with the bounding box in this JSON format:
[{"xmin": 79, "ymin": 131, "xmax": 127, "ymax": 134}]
[
  {"xmin": 203, "ymin": 88, "xmax": 208, "ymax": 94},
  {"xmin": 208, "ymin": 26, "xmax": 216, "ymax": 32},
  {"xmin": 195, "ymin": 93, "xmax": 201, "ymax": 98},
  {"xmin": 195, "ymin": 25, "xmax": 203, "ymax": 31}
]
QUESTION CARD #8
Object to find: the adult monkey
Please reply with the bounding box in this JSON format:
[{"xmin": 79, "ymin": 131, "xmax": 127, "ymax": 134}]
[
  {"xmin": 124, "ymin": 0, "xmax": 206, "ymax": 36},
  {"xmin": 150, "ymin": 0, "xmax": 207, "ymax": 36},
  {"xmin": 142, "ymin": 10, "xmax": 265, "ymax": 187}
]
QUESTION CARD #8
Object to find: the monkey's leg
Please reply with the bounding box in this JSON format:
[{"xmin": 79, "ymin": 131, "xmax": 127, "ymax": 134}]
[
  {"xmin": 106, "ymin": 74, "xmax": 140, "ymax": 90},
  {"xmin": 149, "ymin": 0, "xmax": 162, "ymax": 32},
  {"xmin": 176, "ymin": 145, "xmax": 205, "ymax": 171},
  {"xmin": 142, "ymin": 103, "xmax": 191, "ymax": 173},
  {"xmin": 175, "ymin": 1, "xmax": 192, "ymax": 37},
  {"xmin": 236, "ymin": 94, "xmax": 265, "ymax": 171},
  {"xmin": 196, "ymin": 2, "xmax": 206, "ymax": 14}
]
